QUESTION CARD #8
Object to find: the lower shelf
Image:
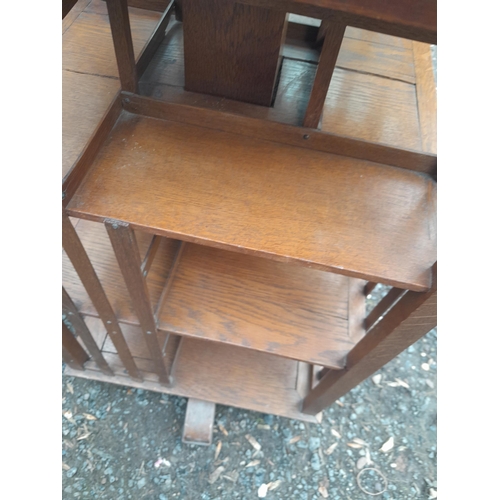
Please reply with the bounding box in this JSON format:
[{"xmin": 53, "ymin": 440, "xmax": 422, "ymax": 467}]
[{"xmin": 66, "ymin": 325, "xmax": 321, "ymax": 423}]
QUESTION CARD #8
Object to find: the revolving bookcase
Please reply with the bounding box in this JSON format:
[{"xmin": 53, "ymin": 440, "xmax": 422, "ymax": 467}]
[{"xmin": 62, "ymin": 0, "xmax": 436, "ymax": 444}]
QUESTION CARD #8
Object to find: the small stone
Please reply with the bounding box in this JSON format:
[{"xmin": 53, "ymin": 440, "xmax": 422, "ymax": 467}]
[
  {"xmin": 104, "ymin": 467, "xmax": 113, "ymax": 476},
  {"xmin": 311, "ymin": 453, "xmax": 321, "ymax": 471},
  {"xmin": 66, "ymin": 467, "xmax": 78, "ymax": 478},
  {"xmin": 136, "ymin": 478, "xmax": 146, "ymax": 489},
  {"xmin": 309, "ymin": 437, "xmax": 321, "ymax": 452}
]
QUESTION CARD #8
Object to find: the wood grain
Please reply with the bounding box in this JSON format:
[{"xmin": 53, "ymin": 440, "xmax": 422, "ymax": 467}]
[
  {"xmin": 182, "ymin": 0, "xmax": 287, "ymax": 106},
  {"xmin": 182, "ymin": 399, "xmax": 216, "ymax": 445},
  {"xmin": 62, "ymin": 220, "xmax": 179, "ymax": 324},
  {"xmin": 303, "ymin": 20, "xmax": 346, "ymax": 128},
  {"xmin": 321, "ymin": 67, "xmax": 421, "ymax": 150},
  {"xmin": 68, "ymin": 336, "xmax": 320, "ymax": 422},
  {"xmin": 62, "ymin": 71, "xmax": 119, "ymax": 178},
  {"xmin": 68, "ymin": 112, "xmax": 437, "ymax": 291},
  {"xmin": 105, "ymin": 221, "xmax": 170, "ymax": 384},
  {"xmin": 63, "ymin": 0, "xmax": 91, "ymax": 33},
  {"xmin": 413, "ymin": 41, "xmax": 437, "ymax": 155},
  {"xmin": 302, "ymin": 267, "xmax": 437, "ymax": 414},
  {"xmin": 158, "ymin": 243, "xmax": 354, "ymax": 368},
  {"xmin": 63, "ymin": 209, "xmax": 142, "ymax": 380},
  {"xmin": 364, "ymin": 286, "xmax": 405, "ymax": 332}
]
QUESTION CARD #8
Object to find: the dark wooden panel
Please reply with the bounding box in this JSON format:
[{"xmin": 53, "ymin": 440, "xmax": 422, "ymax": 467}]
[
  {"xmin": 158, "ymin": 243, "xmax": 353, "ymax": 368},
  {"xmin": 68, "ymin": 337, "xmax": 320, "ymax": 422},
  {"xmin": 63, "ymin": 0, "xmax": 79, "ymax": 19},
  {"xmin": 63, "ymin": 0, "xmax": 91, "ymax": 33},
  {"xmin": 182, "ymin": 0, "xmax": 287, "ymax": 106},
  {"xmin": 62, "ymin": 322, "xmax": 89, "ymax": 370},
  {"xmin": 237, "ymin": 0, "xmax": 436, "ymax": 44},
  {"xmin": 68, "ymin": 112, "xmax": 436, "ymax": 291}
]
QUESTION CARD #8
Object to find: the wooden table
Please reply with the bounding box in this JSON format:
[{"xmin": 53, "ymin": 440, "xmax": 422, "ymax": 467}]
[{"xmin": 63, "ymin": 0, "xmax": 436, "ymax": 444}]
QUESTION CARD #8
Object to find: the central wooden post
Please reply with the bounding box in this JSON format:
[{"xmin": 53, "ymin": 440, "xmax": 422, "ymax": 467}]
[{"xmin": 182, "ymin": 0, "xmax": 287, "ymax": 106}]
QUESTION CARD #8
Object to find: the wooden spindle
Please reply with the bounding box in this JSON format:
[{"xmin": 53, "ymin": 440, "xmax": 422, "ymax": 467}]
[{"xmin": 62, "ymin": 321, "xmax": 89, "ymax": 370}]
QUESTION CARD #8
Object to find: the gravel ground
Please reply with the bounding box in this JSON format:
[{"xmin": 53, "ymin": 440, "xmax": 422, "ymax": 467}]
[{"xmin": 62, "ymin": 286, "xmax": 437, "ymax": 499}]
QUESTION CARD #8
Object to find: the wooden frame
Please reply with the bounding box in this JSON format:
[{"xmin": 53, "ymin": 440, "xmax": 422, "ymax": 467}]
[{"xmin": 63, "ymin": 0, "xmax": 437, "ymax": 441}]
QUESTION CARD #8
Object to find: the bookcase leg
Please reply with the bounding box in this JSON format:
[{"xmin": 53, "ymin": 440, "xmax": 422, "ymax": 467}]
[
  {"xmin": 182, "ymin": 398, "xmax": 216, "ymax": 446},
  {"xmin": 105, "ymin": 220, "xmax": 171, "ymax": 386},
  {"xmin": 62, "ymin": 321, "xmax": 89, "ymax": 370},
  {"xmin": 302, "ymin": 269, "xmax": 437, "ymax": 415}
]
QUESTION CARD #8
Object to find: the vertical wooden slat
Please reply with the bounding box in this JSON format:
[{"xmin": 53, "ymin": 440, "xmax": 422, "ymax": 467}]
[
  {"xmin": 106, "ymin": 0, "xmax": 138, "ymax": 92},
  {"xmin": 364, "ymin": 287, "xmax": 406, "ymax": 332},
  {"xmin": 62, "ymin": 322, "xmax": 89, "ymax": 370},
  {"xmin": 105, "ymin": 220, "xmax": 170, "ymax": 385},
  {"xmin": 62, "ymin": 287, "xmax": 114, "ymax": 375},
  {"xmin": 182, "ymin": 398, "xmax": 216, "ymax": 445},
  {"xmin": 303, "ymin": 20, "xmax": 346, "ymax": 129},
  {"xmin": 140, "ymin": 235, "xmax": 162, "ymax": 278},
  {"xmin": 302, "ymin": 266, "xmax": 436, "ymax": 415},
  {"xmin": 364, "ymin": 281, "xmax": 377, "ymax": 296},
  {"xmin": 62, "ymin": 209, "xmax": 142, "ymax": 380}
]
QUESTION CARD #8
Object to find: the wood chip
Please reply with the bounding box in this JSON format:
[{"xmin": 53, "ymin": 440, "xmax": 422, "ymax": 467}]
[
  {"xmin": 352, "ymin": 438, "xmax": 368, "ymax": 446},
  {"xmin": 319, "ymin": 485, "xmax": 329, "ymax": 498},
  {"xmin": 63, "ymin": 411, "xmax": 73, "ymax": 420},
  {"xmin": 365, "ymin": 448, "xmax": 372, "ymax": 465},
  {"xmin": 395, "ymin": 378, "xmax": 410, "ymax": 389},
  {"xmin": 77, "ymin": 432, "xmax": 91, "ymax": 441},
  {"xmin": 347, "ymin": 442, "xmax": 363, "ymax": 449},
  {"xmin": 289, "ymin": 436, "xmax": 301, "ymax": 444},
  {"xmin": 267, "ymin": 480, "xmax": 281, "ymax": 491},
  {"xmin": 380, "ymin": 437, "xmax": 394, "ymax": 453},
  {"xmin": 66, "ymin": 383, "xmax": 74, "ymax": 394},
  {"xmin": 257, "ymin": 424, "xmax": 271, "ymax": 430},
  {"xmin": 324, "ymin": 443, "xmax": 338, "ymax": 456},
  {"xmin": 330, "ymin": 428, "xmax": 341, "ymax": 439},
  {"xmin": 317, "ymin": 412, "xmax": 323, "ymax": 423},
  {"xmin": 83, "ymin": 413, "xmax": 97, "ymax": 421},
  {"xmin": 245, "ymin": 460, "xmax": 260, "ymax": 468},
  {"xmin": 425, "ymin": 379, "xmax": 435, "ymax": 389},
  {"xmin": 421, "ymin": 363, "xmax": 430, "ymax": 371},
  {"xmin": 258, "ymin": 483, "xmax": 268, "ymax": 498},
  {"xmin": 62, "ymin": 462, "xmax": 70, "ymax": 471},
  {"xmin": 429, "ymin": 488, "xmax": 437, "ymax": 499},
  {"xmin": 214, "ymin": 440, "xmax": 222, "ymax": 461},
  {"xmin": 218, "ymin": 424, "xmax": 229, "ymax": 436},
  {"xmin": 372, "ymin": 374, "xmax": 382, "ymax": 385},
  {"xmin": 335, "ymin": 401, "xmax": 344, "ymax": 407},
  {"xmin": 208, "ymin": 466, "xmax": 224, "ymax": 484},
  {"xmin": 246, "ymin": 435, "xmax": 261, "ymax": 451},
  {"xmin": 222, "ymin": 471, "xmax": 239, "ymax": 482},
  {"xmin": 356, "ymin": 457, "xmax": 368, "ymax": 469}
]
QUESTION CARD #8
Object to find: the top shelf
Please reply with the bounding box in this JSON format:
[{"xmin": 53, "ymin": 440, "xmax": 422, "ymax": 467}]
[{"xmin": 67, "ymin": 110, "xmax": 436, "ymax": 291}]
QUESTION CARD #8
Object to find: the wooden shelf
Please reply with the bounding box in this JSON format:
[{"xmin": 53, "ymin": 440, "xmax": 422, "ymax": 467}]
[
  {"xmin": 63, "ymin": 221, "xmax": 365, "ymax": 368},
  {"xmin": 65, "ymin": 318, "xmax": 320, "ymax": 423},
  {"xmin": 67, "ymin": 111, "xmax": 436, "ymax": 291}
]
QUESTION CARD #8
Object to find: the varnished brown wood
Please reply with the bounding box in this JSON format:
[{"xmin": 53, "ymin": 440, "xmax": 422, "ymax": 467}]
[
  {"xmin": 163, "ymin": 334, "xmax": 183, "ymax": 383},
  {"xmin": 364, "ymin": 286, "xmax": 406, "ymax": 332},
  {"xmin": 238, "ymin": 0, "xmax": 436, "ymax": 44},
  {"xmin": 182, "ymin": 398, "xmax": 216, "ymax": 446},
  {"xmin": 63, "ymin": 220, "xmax": 179, "ymax": 325},
  {"xmin": 413, "ymin": 41, "xmax": 437, "ymax": 155},
  {"xmin": 63, "ymin": 0, "xmax": 91, "ymax": 33},
  {"xmin": 122, "ymin": 93, "xmax": 436, "ymax": 173},
  {"xmin": 63, "ymin": 287, "xmax": 114, "ymax": 374},
  {"xmin": 126, "ymin": 0, "xmax": 170, "ymax": 10},
  {"xmin": 63, "ymin": 321, "xmax": 89, "ymax": 370},
  {"xmin": 303, "ymin": 20, "xmax": 346, "ymax": 129},
  {"xmin": 140, "ymin": 235, "xmax": 161, "ymax": 278},
  {"xmin": 107, "ymin": 0, "xmax": 138, "ymax": 91},
  {"xmin": 158, "ymin": 243, "xmax": 355, "ymax": 368},
  {"xmin": 364, "ymin": 282, "xmax": 377, "ymax": 296},
  {"xmin": 302, "ymin": 266, "xmax": 437, "ymax": 414},
  {"xmin": 67, "ymin": 336, "xmax": 320, "ymax": 422},
  {"xmin": 63, "ymin": 0, "xmax": 79, "ymax": 19},
  {"xmin": 136, "ymin": 0, "xmax": 174, "ymax": 79},
  {"xmin": 154, "ymin": 241, "xmax": 185, "ymax": 320},
  {"xmin": 348, "ymin": 278, "xmax": 366, "ymax": 344},
  {"xmin": 68, "ymin": 112, "xmax": 436, "ymax": 291},
  {"xmin": 63, "ymin": 90, "xmax": 122, "ymax": 202},
  {"xmin": 182, "ymin": 0, "xmax": 287, "ymax": 106},
  {"xmin": 62, "ymin": 209, "xmax": 142, "ymax": 380},
  {"xmin": 105, "ymin": 220, "xmax": 170, "ymax": 385}
]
